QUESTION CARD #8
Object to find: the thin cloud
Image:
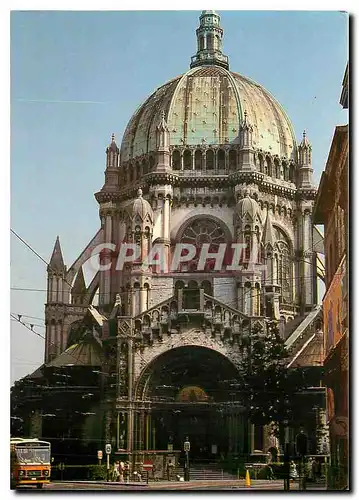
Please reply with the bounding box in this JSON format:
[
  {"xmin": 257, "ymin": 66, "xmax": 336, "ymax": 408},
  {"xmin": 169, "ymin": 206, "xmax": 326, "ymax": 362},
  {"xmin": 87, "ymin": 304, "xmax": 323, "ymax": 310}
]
[{"xmin": 14, "ymin": 98, "xmax": 110, "ymax": 104}]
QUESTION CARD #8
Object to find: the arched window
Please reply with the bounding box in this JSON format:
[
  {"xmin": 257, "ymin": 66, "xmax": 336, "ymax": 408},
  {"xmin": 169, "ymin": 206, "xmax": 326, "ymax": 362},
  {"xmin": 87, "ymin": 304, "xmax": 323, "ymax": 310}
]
[
  {"xmin": 175, "ymin": 280, "xmax": 185, "ymax": 290},
  {"xmin": 183, "ymin": 149, "xmax": 192, "ymax": 170},
  {"xmin": 218, "ymin": 149, "xmax": 225, "ymax": 170},
  {"xmin": 135, "ymin": 162, "xmax": 140, "ymax": 181},
  {"xmin": 179, "ymin": 217, "xmax": 228, "ymax": 272},
  {"xmin": 195, "ymin": 149, "xmax": 203, "ymax": 170},
  {"xmin": 258, "ymin": 154, "xmax": 264, "ymax": 173},
  {"xmin": 201, "ymin": 280, "xmax": 213, "ymax": 296},
  {"xmin": 199, "ymin": 36, "xmax": 205, "ymax": 50},
  {"xmin": 207, "ymin": 34, "xmax": 214, "ymax": 50},
  {"xmin": 289, "ymin": 164, "xmax": 295, "ymax": 183},
  {"xmin": 206, "ymin": 149, "xmax": 214, "ymax": 170},
  {"xmin": 273, "ymin": 226, "xmax": 293, "ymax": 302},
  {"xmin": 142, "ymin": 159, "xmax": 148, "ymax": 175},
  {"xmin": 265, "ymin": 156, "xmax": 272, "ymax": 176},
  {"xmin": 229, "ymin": 150, "xmax": 237, "ymax": 170},
  {"xmin": 244, "ymin": 225, "xmax": 251, "ymax": 262},
  {"xmin": 172, "ymin": 150, "xmax": 181, "ymax": 170},
  {"xmin": 274, "ymin": 158, "xmax": 280, "ymax": 178},
  {"xmin": 283, "ymin": 161, "xmax": 289, "ymax": 181}
]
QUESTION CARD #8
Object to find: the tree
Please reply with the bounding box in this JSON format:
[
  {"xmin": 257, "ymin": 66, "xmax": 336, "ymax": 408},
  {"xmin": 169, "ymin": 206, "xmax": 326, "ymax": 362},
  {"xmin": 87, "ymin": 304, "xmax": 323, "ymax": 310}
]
[{"xmin": 237, "ymin": 320, "xmax": 309, "ymax": 443}]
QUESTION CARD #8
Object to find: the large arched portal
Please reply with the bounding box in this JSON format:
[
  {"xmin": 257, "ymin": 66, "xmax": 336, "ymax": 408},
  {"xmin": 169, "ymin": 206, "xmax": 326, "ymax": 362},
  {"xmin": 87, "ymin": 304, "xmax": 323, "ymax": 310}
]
[{"xmin": 136, "ymin": 346, "xmax": 246, "ymax": 460}]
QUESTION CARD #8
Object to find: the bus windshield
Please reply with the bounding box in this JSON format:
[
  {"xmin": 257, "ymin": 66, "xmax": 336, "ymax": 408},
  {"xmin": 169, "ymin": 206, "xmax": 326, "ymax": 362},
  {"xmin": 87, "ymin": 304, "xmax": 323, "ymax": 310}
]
[{"xmin": 15, "ymin": 447, "xmax": 50, "ymax": 465}]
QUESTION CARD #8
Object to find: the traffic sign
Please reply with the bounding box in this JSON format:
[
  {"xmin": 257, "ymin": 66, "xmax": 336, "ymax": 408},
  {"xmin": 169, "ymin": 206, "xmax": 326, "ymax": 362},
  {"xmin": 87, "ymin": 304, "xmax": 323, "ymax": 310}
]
[
  {"xmin": 97, "ymin": 450, "xmax": 103, "ymax": 460},
  {"xmin": 105, "ymin": 444, "xmax": 112, "ymax": 455},
  {"xmin": 143, "ymin": 461, "xmax": 153, "ymax": 470},
  {"xmin": 184, "ymin": 441, "xmax": 190, "ymax": 452}
]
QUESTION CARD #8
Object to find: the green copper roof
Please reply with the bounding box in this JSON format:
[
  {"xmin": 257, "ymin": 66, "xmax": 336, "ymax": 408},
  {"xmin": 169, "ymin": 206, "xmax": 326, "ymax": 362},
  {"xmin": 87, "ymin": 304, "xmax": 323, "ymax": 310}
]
[
  {"xmin": 120, "ymin": 11, "xmax": 297, "ymax": 163},
  {"xmin": 120, "ymin": 65, "xmax": 297, "ymax": 162}
]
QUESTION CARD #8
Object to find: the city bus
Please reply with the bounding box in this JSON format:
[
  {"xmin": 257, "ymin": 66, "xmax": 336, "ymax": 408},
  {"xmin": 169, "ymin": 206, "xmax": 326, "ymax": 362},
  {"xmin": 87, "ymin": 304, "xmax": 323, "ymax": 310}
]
[{"xmin": 10, "ymin": 438, "xmax": 51, "ymax": 489}]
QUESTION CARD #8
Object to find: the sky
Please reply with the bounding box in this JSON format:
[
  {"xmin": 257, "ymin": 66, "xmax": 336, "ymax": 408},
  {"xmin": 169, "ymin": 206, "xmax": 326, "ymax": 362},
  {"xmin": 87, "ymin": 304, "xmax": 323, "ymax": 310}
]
[{"xmin": 10, "ymin": 10, "xmax": 348, "ymax": 384}]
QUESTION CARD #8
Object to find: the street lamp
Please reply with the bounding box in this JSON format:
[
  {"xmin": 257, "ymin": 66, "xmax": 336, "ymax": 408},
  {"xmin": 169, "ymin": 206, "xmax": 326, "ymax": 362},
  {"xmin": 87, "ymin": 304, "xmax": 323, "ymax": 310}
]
[
  {"xmin": 283, "ymin": 419, "xmax": 290, "ymax": 491},
  {"xmin": 184, "ymin": 437, "xmax": 190, "ymax": 482}
]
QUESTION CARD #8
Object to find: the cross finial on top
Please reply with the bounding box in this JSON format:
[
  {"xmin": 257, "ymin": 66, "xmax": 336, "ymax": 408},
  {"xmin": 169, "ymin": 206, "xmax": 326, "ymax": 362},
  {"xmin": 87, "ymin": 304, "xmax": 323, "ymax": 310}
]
[
  {"xmin": 303, "ymin": 130, "xmax": 306, "ymax": 139},
  {"xmin": 111, "ymin": 133, "xmax": 116, "ymax": 142}
]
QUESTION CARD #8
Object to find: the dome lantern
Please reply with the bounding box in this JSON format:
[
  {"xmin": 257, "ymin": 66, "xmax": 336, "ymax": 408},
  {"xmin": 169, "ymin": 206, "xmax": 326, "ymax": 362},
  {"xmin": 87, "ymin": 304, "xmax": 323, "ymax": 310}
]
[{"xmin": 190, "ymin": 10, "xmax": 229, "ymax": 70}]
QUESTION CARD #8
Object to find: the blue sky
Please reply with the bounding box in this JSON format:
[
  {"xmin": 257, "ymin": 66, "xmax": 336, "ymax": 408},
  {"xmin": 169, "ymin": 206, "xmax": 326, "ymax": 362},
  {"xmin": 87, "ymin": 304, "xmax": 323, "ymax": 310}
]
[{"xmin": 10, "ymin": 10, "xmax": 348, "ymax": 383}]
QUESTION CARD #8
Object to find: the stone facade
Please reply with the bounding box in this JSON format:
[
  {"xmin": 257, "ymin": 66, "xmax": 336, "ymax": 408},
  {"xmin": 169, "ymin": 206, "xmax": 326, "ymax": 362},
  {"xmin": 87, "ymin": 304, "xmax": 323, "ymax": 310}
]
[{"xmin": 38, "ymin": 11, "xmax": 326, "ymax": 463}]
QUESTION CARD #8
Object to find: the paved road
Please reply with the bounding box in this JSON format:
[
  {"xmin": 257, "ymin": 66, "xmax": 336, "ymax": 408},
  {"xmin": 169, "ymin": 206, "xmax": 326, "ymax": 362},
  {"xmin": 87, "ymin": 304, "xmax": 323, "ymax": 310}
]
[{"xmin": 16, "ymin": 480, "xmax": 327, "ymax": 491}]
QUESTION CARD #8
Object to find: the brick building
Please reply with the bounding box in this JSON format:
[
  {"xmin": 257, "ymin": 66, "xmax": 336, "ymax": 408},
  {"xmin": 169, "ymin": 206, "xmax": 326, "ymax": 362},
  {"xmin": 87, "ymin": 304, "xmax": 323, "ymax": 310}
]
[{"xmin": 313, "ymin": 63, "xmax": 349, "ymax": 489}]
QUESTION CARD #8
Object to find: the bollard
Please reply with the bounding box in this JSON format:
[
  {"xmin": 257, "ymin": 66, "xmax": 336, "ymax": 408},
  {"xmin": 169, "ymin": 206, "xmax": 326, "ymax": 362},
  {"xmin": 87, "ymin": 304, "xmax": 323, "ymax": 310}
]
[{"xmin": 245, "ymin": 469, "xmax": 251, "ymax": 487}]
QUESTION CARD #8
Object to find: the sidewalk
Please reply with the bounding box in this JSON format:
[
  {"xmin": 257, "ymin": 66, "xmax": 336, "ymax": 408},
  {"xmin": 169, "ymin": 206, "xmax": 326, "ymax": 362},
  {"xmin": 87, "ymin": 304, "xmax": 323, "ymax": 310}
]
[{"xmin": 50, "ymin": 479, "xmax": 327, "ymax": 490}]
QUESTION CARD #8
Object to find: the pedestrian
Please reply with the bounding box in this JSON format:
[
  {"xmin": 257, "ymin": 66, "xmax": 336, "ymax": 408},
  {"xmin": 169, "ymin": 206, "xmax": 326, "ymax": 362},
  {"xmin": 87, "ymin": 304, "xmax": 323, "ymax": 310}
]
[
  {"xmin": 290, "ymin": 461, "xmax": 298, "ymax": 481},
  {"xmin": 312, "ymin": 458, "xmax": 319, "ymax": 482},
  {"xmin": 119, "ymin": 461, "xmax": 125, "ymax": 482},
  {"xmin": 306, "ymin": 457, "xmax": 314, "ymax": 481},
  {"xmin": 113, "ymin": 461, "xmax": 120, "ymax": 482},
  {"xmin": 124, "ymin": 461, "xmax": 130, "ymax": 483}
]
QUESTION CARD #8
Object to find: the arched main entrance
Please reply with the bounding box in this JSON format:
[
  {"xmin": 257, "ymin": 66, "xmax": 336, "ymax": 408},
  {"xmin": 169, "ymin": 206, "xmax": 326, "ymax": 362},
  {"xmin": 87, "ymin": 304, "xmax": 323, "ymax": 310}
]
[{"xmin": 137, "ymin": 346, "xmax": 245, "ymax": 461}]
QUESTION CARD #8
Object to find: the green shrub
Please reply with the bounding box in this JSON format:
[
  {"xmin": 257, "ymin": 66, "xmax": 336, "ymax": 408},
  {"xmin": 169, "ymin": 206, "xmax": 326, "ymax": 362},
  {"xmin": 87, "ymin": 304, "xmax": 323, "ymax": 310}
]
[{"xmin": 87, "ymin": 464, "xmax": 108, "ymax": 481}]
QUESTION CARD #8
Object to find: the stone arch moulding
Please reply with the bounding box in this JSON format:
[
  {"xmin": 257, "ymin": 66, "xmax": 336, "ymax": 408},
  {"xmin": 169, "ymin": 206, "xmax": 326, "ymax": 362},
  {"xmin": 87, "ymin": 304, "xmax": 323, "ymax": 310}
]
[
  {"xmin": 133, "ymin": 327, "xmax": 242, "ymax": 395},
  {"xmin": 83, "ymin": 272, "xmax": 100, "ymax": 305},
  {"xmin": 173, "ymin": 213, "xmax": 233, "ymax": 244},
  {"xmin": 271, "ymin": 222, "xmax": 294, "ymax": 252},
  {"xmin": 66, "ymin": 228, "xmax": 104, "ymax": 285}
]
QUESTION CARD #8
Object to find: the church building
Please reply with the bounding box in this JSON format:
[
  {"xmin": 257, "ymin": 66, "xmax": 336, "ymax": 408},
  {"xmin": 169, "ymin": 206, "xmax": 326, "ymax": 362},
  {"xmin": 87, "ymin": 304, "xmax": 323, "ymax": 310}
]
[{"xmin": 12, "ymin": 11, "xmax": 328, "ymax": 476}]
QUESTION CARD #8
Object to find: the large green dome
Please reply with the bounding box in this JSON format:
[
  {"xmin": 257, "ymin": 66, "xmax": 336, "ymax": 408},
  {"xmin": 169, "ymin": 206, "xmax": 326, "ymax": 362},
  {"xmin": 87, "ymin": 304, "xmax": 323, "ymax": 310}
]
[{"xmin": 120, "ymin": 11, "xmax": 297, "ymax": 164}]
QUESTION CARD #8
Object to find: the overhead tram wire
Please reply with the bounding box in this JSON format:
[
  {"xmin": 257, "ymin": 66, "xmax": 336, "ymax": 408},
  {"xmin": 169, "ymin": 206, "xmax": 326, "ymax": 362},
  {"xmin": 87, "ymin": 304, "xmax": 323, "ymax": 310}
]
[{"xmin": 10, "ymin": 227, "xmax": 327, "ymax": 368}]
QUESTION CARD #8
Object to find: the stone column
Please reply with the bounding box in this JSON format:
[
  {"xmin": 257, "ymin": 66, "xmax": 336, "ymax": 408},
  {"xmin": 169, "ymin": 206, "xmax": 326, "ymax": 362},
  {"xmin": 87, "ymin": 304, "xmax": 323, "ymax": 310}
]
[
  {"xmin": 316, "ymin": 407, "xmax": 330, "ymax": 455},
  {"xmin": 146, "ymin": 413, "xmax": 151, "ymax": 450},
  {"xmin": 202, "ymin": 151, "xmax": 206, "ymax": 172},
  {"xmin": 51, "ymin": 276, "xmax": 57, "ymax": 303},
  {"xmin": 225, "ymin": 149, "xmax": 229, "ymax": 171},
  {"xmin": 57, "ymin": 276, "xmax": 63, "ymax": 303},
  {"xmin": 139, "ymin": 411, "xmax": 145, "ymax": 451},
  {"xmin": 139, "ymin": 286, "xmax": 147, "ymax": 314},
  {"xmin": 103, "ymin": 213, "xmax": 113, "ymax": 305},
  {"xmin": 237, "ymin": 283, "xmax": 244, "ymax": 311},
  {"xmin": 191, "ymin": 149, "xmax": 195, "ymax": 170},
  {"xmin": 127, "ymin": 334, "xmax": 135, "ymax": 453}
]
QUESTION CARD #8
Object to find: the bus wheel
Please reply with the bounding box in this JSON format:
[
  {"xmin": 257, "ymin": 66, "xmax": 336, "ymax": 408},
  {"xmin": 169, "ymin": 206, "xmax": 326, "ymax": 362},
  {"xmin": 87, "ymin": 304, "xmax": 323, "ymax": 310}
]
[{"xmin": 36, "ymin": 483, "xmax": 44, "ymax": 489}]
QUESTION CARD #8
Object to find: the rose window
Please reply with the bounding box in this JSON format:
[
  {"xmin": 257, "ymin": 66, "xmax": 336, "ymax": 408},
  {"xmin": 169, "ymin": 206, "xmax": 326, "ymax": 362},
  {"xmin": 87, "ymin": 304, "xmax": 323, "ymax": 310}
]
[{"xmin": 179, "ymin": 219, "xmax": 228, "ymax": 272}]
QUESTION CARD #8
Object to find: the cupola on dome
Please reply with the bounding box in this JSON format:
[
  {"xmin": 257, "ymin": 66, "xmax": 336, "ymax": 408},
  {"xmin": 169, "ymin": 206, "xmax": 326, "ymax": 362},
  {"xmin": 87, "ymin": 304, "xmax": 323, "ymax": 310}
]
[
  {"xmin": 235, "ymin": 192, "xmax": 260, "ymax": 220},
  {"xmin": 126, "ymin": 188, "xmax": 153, "ymax": 222},
  {"xmin": 120, "ymin": 11, "xmax": 297, "ymax": 164}
]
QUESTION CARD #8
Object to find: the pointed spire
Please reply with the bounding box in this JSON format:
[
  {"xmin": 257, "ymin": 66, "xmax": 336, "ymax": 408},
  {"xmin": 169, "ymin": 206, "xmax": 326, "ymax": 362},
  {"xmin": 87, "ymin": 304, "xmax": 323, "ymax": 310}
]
[
  {"xmin": 299, "ymin": 130, "xmax": 310, "ymax": 148},
  {"xmin": 72, "ymin": 267, "xmax": 87, "ymax": 304},
  {"xmin": 239, "ymin": 110, "xmax": 253, "ymax": 148},
  {"xmin": 156, "ymin": 110, "xmax": 170, "ymax": 149},
  {"xmin": 298, "ymin": 129, "xmax": 312, "ymax": 168},
  {"xmin": 262, "ymin": 211, "xmax": 276, "ymax": 248},
  {"xmin": 48, "ymin": 236, "xmax": 65, "ymax": 273},
  {"xmin": 107, "ymin": 133, "xmax": 119, "ymax": 152},
  {"xmin": 106, "ymin": 133, "xmax": 119, "ymax": 169},
  {"xmin": 156, "ymin": 110, "xmax": 169, "ymax": 132},
  {"xmin": 72, "ymin": 267, "xmax": 86, "ymax": 294},
  {"xmin": 190, "ymin": 10, "xmax": 229, "ymax": 70}
]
